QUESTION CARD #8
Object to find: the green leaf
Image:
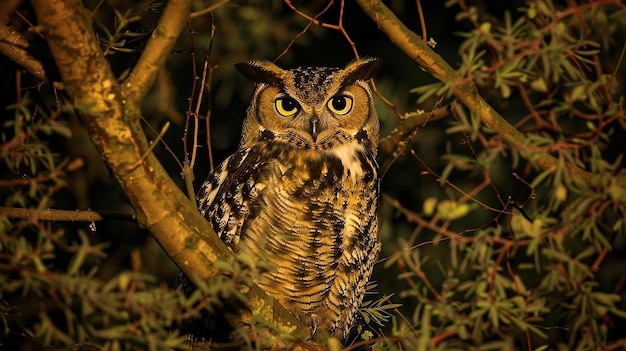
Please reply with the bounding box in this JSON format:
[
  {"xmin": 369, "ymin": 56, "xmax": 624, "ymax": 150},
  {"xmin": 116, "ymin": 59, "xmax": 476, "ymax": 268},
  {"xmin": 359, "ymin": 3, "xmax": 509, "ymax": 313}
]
[
  {"xmin": 436, "ymin": 200, "xmax": 473, "ymax": 221},
  {"xmin": 570, "ymin": 84, "xmax": 588, "ymax": 102},
  {"xmin": 530, "ymin": 77, "xmax": 548, "ymax": 92},
  {"xmin": 423, "ymin": 197, "xmax": 437, "ymax": 216}
]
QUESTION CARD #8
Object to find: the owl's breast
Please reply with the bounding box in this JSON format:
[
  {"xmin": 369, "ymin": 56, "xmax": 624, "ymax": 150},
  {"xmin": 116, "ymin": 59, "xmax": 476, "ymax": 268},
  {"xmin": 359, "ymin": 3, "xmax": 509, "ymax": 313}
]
[{"xmin": 198, "ymin": 139, "xmax": 379, "ymax": 338}]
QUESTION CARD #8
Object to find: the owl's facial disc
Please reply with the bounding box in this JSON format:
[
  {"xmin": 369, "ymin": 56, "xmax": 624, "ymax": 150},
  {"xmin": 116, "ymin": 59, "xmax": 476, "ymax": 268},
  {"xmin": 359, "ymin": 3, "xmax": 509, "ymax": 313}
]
[{"xmin": 252, "ymin": 83, "xmax": 375, "ymax": 150}]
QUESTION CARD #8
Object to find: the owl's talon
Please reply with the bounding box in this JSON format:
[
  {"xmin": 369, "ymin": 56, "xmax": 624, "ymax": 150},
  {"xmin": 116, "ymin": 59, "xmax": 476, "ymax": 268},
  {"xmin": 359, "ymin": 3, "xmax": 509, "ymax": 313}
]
[{"xmin": 306, "ymin": 314, "xmax": 319, "ymax": 341}]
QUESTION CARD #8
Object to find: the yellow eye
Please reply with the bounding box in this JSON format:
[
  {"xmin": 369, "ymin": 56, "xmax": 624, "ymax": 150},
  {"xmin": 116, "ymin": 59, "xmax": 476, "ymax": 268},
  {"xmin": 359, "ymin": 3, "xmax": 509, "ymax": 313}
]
[
  {"xmin": 275, "ymin": 97, "xmax": 299, "ymax": 117},
  {"xmin": 327, "ymin": 95, "xmax": 353, "ymax": 115}
]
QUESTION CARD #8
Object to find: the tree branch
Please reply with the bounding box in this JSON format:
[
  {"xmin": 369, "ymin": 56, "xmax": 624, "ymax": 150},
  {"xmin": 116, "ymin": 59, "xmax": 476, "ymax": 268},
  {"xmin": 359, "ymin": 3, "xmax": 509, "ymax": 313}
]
[
  {"xmin": 30, "ymin": 0, "xmax": 228, "ymax": 290},
  {"xmin": 190, "ymin": 0, "xmax": 231, "ymax": 20},
  {"xmin": 0, "ymin": 207, "xmax": 137, "ymax": 222},
  {"xmin": 124, "ymin": 0, "xmax": 191, "ymax": 103},
  {"xmin": 28, "ymin": 0, "xmax": 329, "ymax": 348},
  {"xmin": 379, "ymin": 106, "xmax": 450, "ymax": 155},
  {"xmin": 356, "ymin": 0, "xmax": 626, "ymax": 189}
]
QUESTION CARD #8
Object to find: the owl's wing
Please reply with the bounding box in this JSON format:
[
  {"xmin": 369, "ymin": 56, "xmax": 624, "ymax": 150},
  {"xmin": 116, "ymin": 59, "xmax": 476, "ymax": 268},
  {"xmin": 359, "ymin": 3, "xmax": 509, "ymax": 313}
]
[
  {"xmin": 175, "ymin": 147, "xmax": 259, "ymax": 343},
  {"xmin": 196, "ymin": 147, "xmax": 264, "ymax": 251}
]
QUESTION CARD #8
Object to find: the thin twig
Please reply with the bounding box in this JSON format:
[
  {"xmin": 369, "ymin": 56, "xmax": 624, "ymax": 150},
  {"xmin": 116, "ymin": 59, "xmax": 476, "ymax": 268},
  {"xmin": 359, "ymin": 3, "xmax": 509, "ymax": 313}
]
[
  {"xmin": 189, "ymin": 0, "xmax": 230, "ymax": 20},
  {"xmin": 416, "ymin": 0, "xmax": 427, "ymax": 41},
  {"xmin": 202, "ymin": 15, "xmax": 217, "ymax": 171},
  {"xmin": 127, "ymin": 122, "xmax": 170, "ymax": 172},
  {"xmin": 608, "ymin": 40, "xmax": 626, "ymax": 93},
  {"xmin": 276, "ymin": 0, "xmax": 334, "ymax": 62},
  {"xmin": 284, "ymin": 0, "xmax": 359, "ymax": 57}
]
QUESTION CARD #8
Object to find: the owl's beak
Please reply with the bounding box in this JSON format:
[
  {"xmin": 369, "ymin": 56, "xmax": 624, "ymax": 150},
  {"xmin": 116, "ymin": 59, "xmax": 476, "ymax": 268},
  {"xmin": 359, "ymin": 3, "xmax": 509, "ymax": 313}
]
[{"xmin": 310, "ymin": 118, "xmax": 320, "ymax": 141}]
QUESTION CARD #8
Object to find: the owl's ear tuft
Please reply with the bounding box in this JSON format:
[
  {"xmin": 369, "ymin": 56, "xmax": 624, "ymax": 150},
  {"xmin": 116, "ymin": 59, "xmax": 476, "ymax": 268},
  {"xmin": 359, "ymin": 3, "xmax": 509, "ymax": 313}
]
[
  {"xmin": 340, "ymin": 57, "xmax": 381, "ymax": 86},
  {"xmin": 236, "ymin": 60, "xmax": 285, "ymax": 85}
]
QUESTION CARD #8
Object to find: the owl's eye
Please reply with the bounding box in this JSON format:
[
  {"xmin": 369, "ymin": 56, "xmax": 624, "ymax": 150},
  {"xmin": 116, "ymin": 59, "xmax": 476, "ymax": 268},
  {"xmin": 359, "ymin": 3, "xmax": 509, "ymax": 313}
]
[
  {"xmin": 327, "ymin": 95, "xmax": 353, "ymax": 115},
  {"xmin": 275, "ymin": 97, "xmax": 300, "ymax": 117}
]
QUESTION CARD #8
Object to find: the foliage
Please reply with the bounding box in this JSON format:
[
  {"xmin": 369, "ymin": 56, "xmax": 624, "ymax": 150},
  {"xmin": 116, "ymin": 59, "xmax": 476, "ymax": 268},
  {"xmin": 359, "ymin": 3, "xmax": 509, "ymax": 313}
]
[
  {"xmin": 378, "ymin": 1, "xmax": 626, "ymax": 350},
  {"xmin": 1, "ymin": 0, "xmax": 625, "ymax": 350}
]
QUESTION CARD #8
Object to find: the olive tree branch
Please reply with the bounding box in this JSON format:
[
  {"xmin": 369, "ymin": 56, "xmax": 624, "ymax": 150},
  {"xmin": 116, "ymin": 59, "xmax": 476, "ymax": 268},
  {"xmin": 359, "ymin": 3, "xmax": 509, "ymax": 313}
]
[
  {"xmin": 28, "ymin": 0, "xmax": 329, "ymax": 348},
  {"xmin": 124, "ymin": 0, "xmax": 191, "ymax": 103},
  {"xmin": 30, "ymin": 0, "xmax": 229, "ymax": 293},
  {"xmin": 356, "ymin": 0, "xmax": 626, "ymax": 189}
]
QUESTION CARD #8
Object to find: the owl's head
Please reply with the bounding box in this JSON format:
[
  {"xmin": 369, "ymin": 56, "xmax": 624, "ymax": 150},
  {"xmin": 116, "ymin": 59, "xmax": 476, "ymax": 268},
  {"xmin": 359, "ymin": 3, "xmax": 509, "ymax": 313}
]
[{"xmin": 236, "ymin": 58, "xmax": 381, "ymax": 155}]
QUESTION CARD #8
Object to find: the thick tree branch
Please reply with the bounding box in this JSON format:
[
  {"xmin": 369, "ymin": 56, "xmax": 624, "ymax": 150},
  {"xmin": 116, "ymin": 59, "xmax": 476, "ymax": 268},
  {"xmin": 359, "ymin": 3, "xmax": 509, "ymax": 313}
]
[
  {"xmin": 357, "ymin": 0, "xmax": 626, "ymax": 189},
  {"xmin": 124, "ymin": 0, "xmax": 191, "ymax": 103},
  {"xmin": 30, "ymin": 0, "xmax": 228, "ymax": 293},
  {"xmin": 29, "ymin": 0, "xmax": 329, "ymax": 348}
]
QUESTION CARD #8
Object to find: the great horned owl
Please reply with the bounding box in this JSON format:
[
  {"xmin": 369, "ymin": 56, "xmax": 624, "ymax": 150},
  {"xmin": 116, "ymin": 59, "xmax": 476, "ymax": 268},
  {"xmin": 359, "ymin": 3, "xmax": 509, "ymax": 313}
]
[{"xmin": 178, "ymin": 58, "xmax": 381, "ymax": 343}]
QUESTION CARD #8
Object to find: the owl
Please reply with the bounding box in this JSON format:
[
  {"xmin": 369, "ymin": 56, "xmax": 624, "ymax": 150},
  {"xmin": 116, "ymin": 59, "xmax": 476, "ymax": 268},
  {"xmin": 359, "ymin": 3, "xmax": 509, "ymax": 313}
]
[{"xmin": 178, "ymin": 58, "xmax": 381, "ymax": 343}]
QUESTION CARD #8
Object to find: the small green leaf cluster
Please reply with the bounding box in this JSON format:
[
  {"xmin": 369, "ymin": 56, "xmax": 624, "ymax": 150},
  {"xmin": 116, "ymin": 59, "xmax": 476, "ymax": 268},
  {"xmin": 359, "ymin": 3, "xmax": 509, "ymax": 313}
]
[
  {"xmin": 95, "ymin": 7, "xmax": 152, "ymax": 56},
  {"xmin": 1, "ymin": 93, "xmax": 71, "ymax": 207}
]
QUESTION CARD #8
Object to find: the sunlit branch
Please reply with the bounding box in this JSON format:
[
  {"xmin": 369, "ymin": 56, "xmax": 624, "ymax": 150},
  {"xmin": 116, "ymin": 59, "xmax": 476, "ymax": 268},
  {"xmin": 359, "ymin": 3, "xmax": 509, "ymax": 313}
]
[
  {"xmin": 30, "ymin": 0, "xmax": 228, "ymax": 277},
  {"xmin": 0, "ymin": 207, "xmax": 137, "ymax": 222},
  {"xmin": 125, "ymin": 0, "xmax": 192, "ymax": 102}
]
